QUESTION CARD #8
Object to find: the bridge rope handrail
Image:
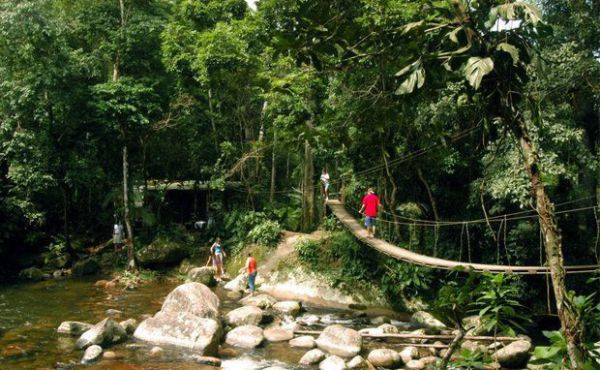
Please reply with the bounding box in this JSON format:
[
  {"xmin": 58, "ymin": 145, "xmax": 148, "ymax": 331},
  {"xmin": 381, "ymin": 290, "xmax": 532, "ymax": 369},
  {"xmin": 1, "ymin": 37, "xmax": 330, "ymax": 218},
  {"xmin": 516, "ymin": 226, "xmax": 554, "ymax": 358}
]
[{"xmin": 326, "ymin": 199, "xmax": 600, "ymax": 275}]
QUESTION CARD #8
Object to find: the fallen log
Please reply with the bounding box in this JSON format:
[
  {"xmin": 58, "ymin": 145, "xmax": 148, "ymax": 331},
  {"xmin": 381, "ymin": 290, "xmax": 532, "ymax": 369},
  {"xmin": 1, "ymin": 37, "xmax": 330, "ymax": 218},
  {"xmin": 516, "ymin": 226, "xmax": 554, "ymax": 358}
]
[{"xmin": 293, "ymin": 330, "xmax": 522, "ymax": 342}]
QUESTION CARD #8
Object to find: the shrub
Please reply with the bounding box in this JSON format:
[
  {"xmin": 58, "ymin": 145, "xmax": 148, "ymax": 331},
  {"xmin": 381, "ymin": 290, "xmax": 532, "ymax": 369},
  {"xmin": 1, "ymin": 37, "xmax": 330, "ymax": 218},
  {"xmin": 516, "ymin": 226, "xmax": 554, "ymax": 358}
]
[
  {"xmin": 296, "ymin": 238, "xmax": 320, "ymax": 267},
  {"xmin": 247, "ymin": 220, "xmax": 281, "ymax": 247}
]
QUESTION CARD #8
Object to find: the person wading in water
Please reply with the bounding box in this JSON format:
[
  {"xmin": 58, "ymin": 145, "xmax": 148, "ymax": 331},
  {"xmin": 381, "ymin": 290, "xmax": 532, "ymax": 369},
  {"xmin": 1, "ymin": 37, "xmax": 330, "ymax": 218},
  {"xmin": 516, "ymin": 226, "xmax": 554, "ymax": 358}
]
[{"xmin": 358, "ymin": 187, "xmax": 382, "ymax": 238}]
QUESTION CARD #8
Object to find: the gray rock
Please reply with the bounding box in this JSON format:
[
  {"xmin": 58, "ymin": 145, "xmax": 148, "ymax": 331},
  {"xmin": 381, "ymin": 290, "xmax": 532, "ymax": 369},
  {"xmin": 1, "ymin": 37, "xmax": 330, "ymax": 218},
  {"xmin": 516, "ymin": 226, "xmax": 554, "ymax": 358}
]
[
  {"xmin": 187, "ymin": 267, "xmax": 217, "ymax": 287},
  {"xmin": 319, "ymin": 355, "xmax": 348, "ymax": 370},
  {"xmin": 18, "ymin": 267, "xmax": 46, "ymax": 281},
  {"xmin": 299, "ymin": 349, "xmax": 326, "ymax": 365},
  {"xmin": 367, "ymin": 348, "xmax": 401, "ymax": 368},
  {"xmin": 76, "ymin": 318, "xmax": 126, "ymax": 349},
  {"xmin": 224, "ymin": 306, "xmax": 263, "ymax": 327},
  {"xmin": 378, "ymin": 323, "xmax": 399, "ymax": 334},
  {"xmin": 135, "ymin": 311, "xmax": 221, "ymax": 354},
  {"xmin": 316, "ymin": 325, "xmax": 362, "ymax": 358},
  {"xmin": 57, "ymin": 321, "xmax": 93, "ymax": 336},
  {"xmin": 400, "ymin": 346, "xmax": 419, "ymax": 364},
  {"xmin": 72, "ymin": 258, "xmax": 101, "ymax": 276},
  {"xmin": 420, "ymin": 356, "xmax": 438, "ymax": 366},
  {"xmin": 225, "ymin": 325, "xmax": 263, "ymax": 348},
  {"xmin": 492, "ymin": 340, "xmax": 532, "ymax": 369},
  {"xmin": 189, "ymin": 355, "xmax": 221, "ymax": 366},
  {"xmin": 369, "ymin": 316, "xmax": 390, "ymax": 326},
  {"xmin": 81, "ymin": 345, "xmax": 103, "ymax": 364},
  {"xmin": 119, "ymin": 318, "xmax": 138, "ymax": 335},
  {"xmin": 405, "ymin": 359, "xmax": 426, "ymax": 369},
  {"xmin": 106, "ymin": 309, "xmax": 123, "ymax": 317},
  {"xmin": 297, "ymin": 314, "xmax": 320, "ymax": 326},
  {"xmin": 410, "ymin": 311, "xmax": 446, "ymax": 334},
  {"xmin": 161, "ymin": 283, "xmax": 220, "ymax": 319},
  {"xmin": 239, "ymin": 293, "xmax": 277, "ymax": 309},
  {"xmin": 264, "ymin": 326, "xmax": 294, "ymax": 342},
  {"xmin": 136, "ymin": 237, "xmax": 188, "ymax": 268},
  {"xmin": 289, "ymin": 335, "xmax": 316, "ymax": 349},
  {"xmin": 272, "ymin": 301, "xmax": 302, "ymax": 317},
  {"xmin": 224, "ymin": 273, "xmax": 248, "ymax": 291},
  {"xmin": 346, "ymin": 355, "xmax": 369, "ymax": 369}
]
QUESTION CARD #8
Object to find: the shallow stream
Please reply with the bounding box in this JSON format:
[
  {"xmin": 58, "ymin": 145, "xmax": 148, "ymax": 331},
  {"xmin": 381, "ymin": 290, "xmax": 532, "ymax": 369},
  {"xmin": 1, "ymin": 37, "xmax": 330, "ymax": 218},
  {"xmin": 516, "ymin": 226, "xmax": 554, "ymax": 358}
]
[{"xmin": 0, "ymin": 276, "xmax": 402, "ymax": 369}]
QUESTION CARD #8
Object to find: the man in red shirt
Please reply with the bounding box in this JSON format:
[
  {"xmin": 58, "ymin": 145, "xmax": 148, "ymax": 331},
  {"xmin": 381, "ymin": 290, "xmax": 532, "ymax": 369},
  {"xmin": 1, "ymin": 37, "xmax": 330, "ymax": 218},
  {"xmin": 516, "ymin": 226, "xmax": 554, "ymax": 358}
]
[{"xmin": 359, "ymin": 188, "xmax": 382, "ymax": 238}]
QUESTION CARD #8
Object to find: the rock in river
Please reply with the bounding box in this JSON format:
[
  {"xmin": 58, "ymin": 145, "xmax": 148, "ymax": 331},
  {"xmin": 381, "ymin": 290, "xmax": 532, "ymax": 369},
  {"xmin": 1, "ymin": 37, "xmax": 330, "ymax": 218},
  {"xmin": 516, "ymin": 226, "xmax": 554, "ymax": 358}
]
[
  {"xmin": 239, "ymin": 293, "xmax": 277, "ymax": 309},
  {"xmin": 263, "ymin": 326, "xmax": 294, "ymax": 342},
  {"xmin": 272, "ymin": 301, "xmax": 302, "ymax": 317},
  {"xmin": 315, "ymin": 325, "xmax": 362, "ymax": 358},
  {"xmin": 187, "ymin": 267, "xmax": 217, "ymax": 287},
  {"xmin": 81, "ymin": 345, "xmax": 103, "ymax": 364},
  {"xmin": 72, "ymin": 258, "xmax": 101, "ymax": 277},
  {"xmin": 225, "ymin": 306, "xmax": 263, "ymax": 327},
  {"xmin": 57, "ymin": 321, "xmax": 93, "ymax": 336},
  {"xmin": 367, "ymin": 348, "xmax": 402, "ymax": 368},
  {"xmin": 136, "ymin": 237, "xmax": 187, "ymax": 268},
  {"xmin": 492, "ymin": 340, "xmax": 532, "ymax": 369},
  {"xmin": 76, "ymin": 318, "xmax": 126, "ymax": 349},
  {"xmin": 225, "ymin": 325, "xmax": 264, "ymax": 348},
  {"xmin": 299, "ymin": 349, "xmax": 326, "ymax": 365},
  {"xmin": 289, "ymin": 335, "xmax": 316, "ymax": 349},
  {"xmin": 319, "ymin": 355, "xmax": 348, "ymax": 370},
  {"xmin": 134, "ymin": 283, "xmax": 222, "ymax": 355},
  {"xmin": 410, "ymin": 311, "xmax": 446, "ymax": 334}
]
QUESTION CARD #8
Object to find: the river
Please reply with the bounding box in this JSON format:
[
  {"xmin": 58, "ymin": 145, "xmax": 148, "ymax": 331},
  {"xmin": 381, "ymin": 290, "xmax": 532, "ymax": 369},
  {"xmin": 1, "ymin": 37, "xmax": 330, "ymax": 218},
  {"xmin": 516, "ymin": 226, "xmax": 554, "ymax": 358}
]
[{"xmin": 0, "ymin": 276, "xmax": 391, "ymax": 369}]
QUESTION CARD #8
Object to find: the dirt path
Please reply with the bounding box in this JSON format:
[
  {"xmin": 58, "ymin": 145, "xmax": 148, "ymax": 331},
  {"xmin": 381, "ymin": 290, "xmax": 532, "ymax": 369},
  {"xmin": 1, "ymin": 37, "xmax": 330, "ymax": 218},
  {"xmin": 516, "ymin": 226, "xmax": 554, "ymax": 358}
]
[{"xmin": 259, "ymin": 230, "xmax": 323, "ymax": 274}]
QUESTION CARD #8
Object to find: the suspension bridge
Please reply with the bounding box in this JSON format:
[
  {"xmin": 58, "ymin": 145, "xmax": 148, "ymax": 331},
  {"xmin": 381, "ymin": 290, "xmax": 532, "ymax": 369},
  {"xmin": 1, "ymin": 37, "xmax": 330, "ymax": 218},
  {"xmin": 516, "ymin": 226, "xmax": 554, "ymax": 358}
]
[{"xmin": 326, "ymin": 199, "xmax": 600, "ymax": 275}]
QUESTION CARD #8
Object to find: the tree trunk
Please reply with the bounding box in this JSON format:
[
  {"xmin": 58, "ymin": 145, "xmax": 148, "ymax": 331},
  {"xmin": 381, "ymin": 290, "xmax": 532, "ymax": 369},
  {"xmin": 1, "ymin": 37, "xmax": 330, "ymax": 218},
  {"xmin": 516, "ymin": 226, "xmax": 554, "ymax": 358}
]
[
  {"xmin": 512, "ymin": 120, "xmax": 583, "ymax": 368},
  {"xmin": 207, "ymin": 88, "xmax": 219, "ymax": 151},
  {"xmin": 270, "ymin": 130, "xmax": 277, "ymax": 203},
  {"xmin": 417, "ymin": 167, "xmax": 440, "ymax": 256},
  {"xmin": 438, "ymin": 326, "xmax": 465, "ymax": 370},
  {"xmin": 122, "ymin": 145, "xmax": 136, "ymax": 271},
  {"xmin": 61, "ymin": 186, "xmax": 71, "ymax": 252},
  {"xmin": 302, "ymin": 139, "xmax": 315, "ymax": 232}
]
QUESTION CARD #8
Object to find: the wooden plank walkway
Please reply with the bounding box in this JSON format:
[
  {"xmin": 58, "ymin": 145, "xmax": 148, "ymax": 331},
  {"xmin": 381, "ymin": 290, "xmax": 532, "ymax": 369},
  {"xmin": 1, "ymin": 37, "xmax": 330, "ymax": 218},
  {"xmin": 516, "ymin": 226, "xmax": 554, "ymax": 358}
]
[{"xmin": 327, "ymin": 200, "xmax": 600, "ymax": 275}]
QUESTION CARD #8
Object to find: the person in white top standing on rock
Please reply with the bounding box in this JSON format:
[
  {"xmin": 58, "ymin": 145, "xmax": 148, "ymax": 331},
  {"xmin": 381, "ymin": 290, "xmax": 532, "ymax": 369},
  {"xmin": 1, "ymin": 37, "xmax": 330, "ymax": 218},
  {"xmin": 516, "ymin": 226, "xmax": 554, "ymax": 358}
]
[{"xmin": 320, "ymin": 168, "xmax": 330, "ymax": 201}]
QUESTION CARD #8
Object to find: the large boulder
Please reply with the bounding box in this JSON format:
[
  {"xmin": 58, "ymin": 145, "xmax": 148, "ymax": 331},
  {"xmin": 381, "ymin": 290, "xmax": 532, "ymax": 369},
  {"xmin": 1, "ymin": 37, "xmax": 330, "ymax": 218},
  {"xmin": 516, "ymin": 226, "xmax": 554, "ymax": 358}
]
[
  {"xmin": 57, "ymin": 321, "xmax": 93, "ymax": 336},
  {"xmin": 225, "ymin": 325, "xmax": 264, "ymax": 348},
  {"xmin": 161, "ymin": 283, "xmax": 220, "ymax": 319},
  {"xmin": 224, "ymin": 273, "xmax": 247, "ymax": 292},
  {"xmin": 239, "ymin": 294, "xmax": 277, "ymax": 309},
  {"xmin": 224, "ymin": 306, "xmax": 263, "ymax": 327},
  {"xmin": 319, "ymin": 355, "xmax": 348, "ymax": 370},
  {"xmin": 299, "ymin": 349, "xmax": 326, "ymax": 365},
  {"xmin": 133, "ymin": 283, "xmax": 222, "ymax": 355},
  {"xmin": 272, "ymin": 301, "xmax": 302, "ymax": 317},
  {"xmin": 367, "ymin": 348, "xmax": 402, "ymax": 368},
  {"xmin": 492, "ymin": 340, "xmax": 532, "ymax": 369},
  {"xmin": 410, "ymin": 311, "xmax": 446, "ymax": 334},
  {"xmin": 76, "ymin": 318, "xmax": 127, "ymax": 349},
  {"xmin": 134, "ymin": 311, "xmax": 221, "ymax": 354},
  {"xmin": 316, "ymin": 325, "xmax": 362, "ymax": 358},
  {"xmin": 18, "ymin": 267, "xmax": 46, "ymax": 281},
  {"xmin": 187, "ymin": 267, "xmax": 216, "ymax": 287},
  {"xmin": 136, "ymin": 237, "xmax": 188, "ymax": 268},
  {"xmin": 72, "ymin": 258, "xmax": 101, "ymax": 276}
]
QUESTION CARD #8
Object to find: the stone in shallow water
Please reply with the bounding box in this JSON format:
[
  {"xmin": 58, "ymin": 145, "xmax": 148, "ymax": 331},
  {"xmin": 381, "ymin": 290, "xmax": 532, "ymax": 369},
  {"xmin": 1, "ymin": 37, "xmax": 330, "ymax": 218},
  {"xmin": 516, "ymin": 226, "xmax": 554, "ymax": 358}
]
[
  {"xmin": 315, "ymin": 325, "xmax": 362, "ymax": 358},
  {"xmin": 187, "ymin": 267, "xmax": 217, "ymax": 287},
  {"xmin": 225, "ymin": 306, "xmax": 263, "ymax": 327},
  {"xmin": 239, "ymin": 294, "xmax": 277, "ymax": 309},
  {"xmin": 492, "ymin": 340, "xmax": 532, "ymax": 369},
  {"xmin": 405, "ymin": 359, "xmax": 426, "ymax": 369},
  {"xmin": 160, "ymin": 282, "xmax": 220, "ymax": 319},
  {"xmin": 367, "ymin": 348, "xmax": 402, "ymax": 368},
  {"xmin": 81, "ymin": 345, "xmax": 103, "ymax": 364},
  {"xmin": 400, "ymin": 346, "xmax": 419, "ymax": 364},
  {"xmin": 272, "ymin": 301, "xmax": 302, "ymax": 317},
  {"xmin": 346, "ymin": 355, "xmax": 369, "ymax": 369},
  {"xmin": 76, "ymin": 318, "xmax": 126, "ymax": 349},
  {"xmin": 57, "ymin": 321, "xmax": 93, "ymax": 336},
  {"xmin": 263, "ymin": 326, "xmax": 294, "ymax": 342},
  {"xmin": 410, "ymin": 311, "xmax": 446, "ymax": 334},
  {"xmin": 289, "ymin": 335, "xmax": 316, "ymax": 348},
  {"xmin": 225, "ymin": 325, "xmax": 264, "ymax": 348},
  {"xmin": 319, "ymin": 355, "xmax": 348, "ymax": 370},
  {"xmin": 299, "ymin": 349, "xmax": 326, "ymax": 365},
  {"xmin": 119, "ymin": 318, "xmax": 138, "ymax": 334}
]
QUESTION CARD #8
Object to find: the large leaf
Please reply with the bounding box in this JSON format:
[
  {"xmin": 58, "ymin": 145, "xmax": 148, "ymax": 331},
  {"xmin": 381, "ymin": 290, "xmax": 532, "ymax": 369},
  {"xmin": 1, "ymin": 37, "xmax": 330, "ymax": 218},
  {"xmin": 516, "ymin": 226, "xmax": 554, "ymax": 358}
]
[
  {"xmin": 395, "ymin": 61, "xmax": 425, "ymax": 95},
  {"xmin": 464, "ymin": 57, "xmax": 494, "ymax": 90},
  {"xmin": 497, "ymin": 42, "xmax": 522, "ymax": 66},
  {"xmin": 488, "ymin": 1, "xmax": 542, "ymax": 29}
]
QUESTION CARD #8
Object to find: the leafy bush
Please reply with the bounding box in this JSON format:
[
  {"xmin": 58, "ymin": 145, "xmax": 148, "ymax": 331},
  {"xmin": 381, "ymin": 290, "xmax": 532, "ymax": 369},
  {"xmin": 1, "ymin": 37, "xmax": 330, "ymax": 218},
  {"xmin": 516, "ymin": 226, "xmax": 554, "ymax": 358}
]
[
  {"xmin": 320, "ymin": 215, "xmax": 339, "ymax": 231},
  {"xmin": 449, "ymin": 349, "xmax": 490, "ymax": 370},
  {"xmin": 381, "ymin": 261, "xmax": 434, "ymax": 299},
  {"xmin": 296, "ymin": 238, "xmax": 320, "ymax": 267},
  {"xmin": 473, "ymin": 273, "xmax": 532, "ymax": 336},
  {"xmin": 247, "ymin": 219, "xmax": 281, "ymax": 247}
]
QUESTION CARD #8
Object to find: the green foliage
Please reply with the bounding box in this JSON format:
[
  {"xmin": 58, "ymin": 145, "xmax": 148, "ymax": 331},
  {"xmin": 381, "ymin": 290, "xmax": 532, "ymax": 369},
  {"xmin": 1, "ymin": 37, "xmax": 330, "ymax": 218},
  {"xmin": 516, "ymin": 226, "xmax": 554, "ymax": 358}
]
[
  {"xmin": 320, "ymin": 215, "xmax": 339, "ymax": 231},
  {"xmin": 474, "ymin": 273, "xmax": 532, "ymax": 336},
  {"xmin": 247, "ymin": 219, "xmax": 281, "ymax": 247},
  {"xmin": 449, "ymin": 349, "xmax": 490, "ymax": 370},
  {"xmin": 224, "ymin": 210, "xmax": 281, "ymax": 254},
  {"xmin": 381, "ymin": 261, "xmax": 433, "ymax": 299},
  {"xmin": 295, "ymin": 238, "xmax": 320, "ymax": 267}
]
